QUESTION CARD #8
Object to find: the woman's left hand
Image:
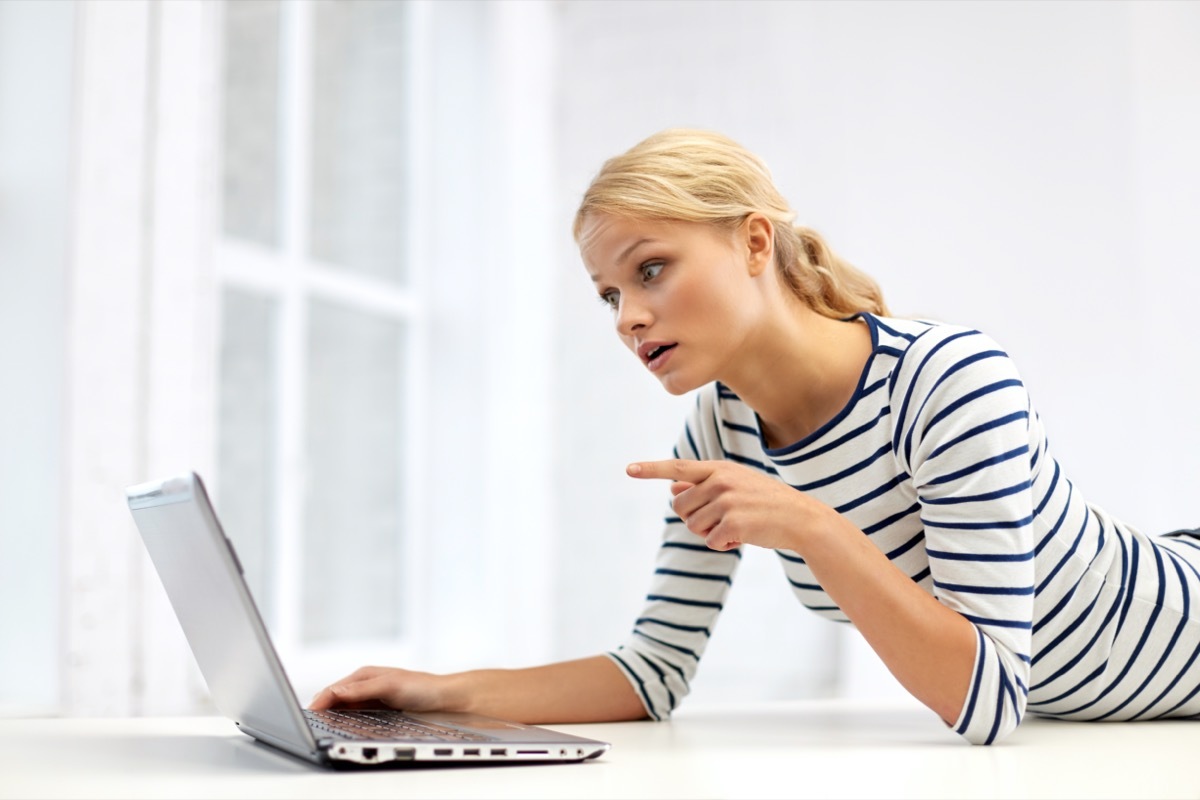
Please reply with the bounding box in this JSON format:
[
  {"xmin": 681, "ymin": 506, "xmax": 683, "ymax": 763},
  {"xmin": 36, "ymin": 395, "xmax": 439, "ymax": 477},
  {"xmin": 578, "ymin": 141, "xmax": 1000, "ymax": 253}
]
[{"xmin": 627, "ymin": 459, "xmax": 825, "ymax": 553}]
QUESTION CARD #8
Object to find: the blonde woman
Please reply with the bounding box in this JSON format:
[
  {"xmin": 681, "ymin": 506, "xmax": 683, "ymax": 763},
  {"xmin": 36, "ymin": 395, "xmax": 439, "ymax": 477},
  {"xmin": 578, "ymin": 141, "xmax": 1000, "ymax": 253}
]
[{"xmin": 312, "ymin": 129, "xmax": 1200, "ymax": 744}]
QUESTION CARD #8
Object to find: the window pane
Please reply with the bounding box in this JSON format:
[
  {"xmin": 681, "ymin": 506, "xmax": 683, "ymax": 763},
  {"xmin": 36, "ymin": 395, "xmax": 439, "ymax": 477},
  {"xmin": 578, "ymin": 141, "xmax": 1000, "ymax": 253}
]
[
  {"xmin": 217, "ymin": 289, "xmax": 280, "ymax": 625},
  {"xmin": 222, "ymin": 0, "xmax": 281, "ymax": 247},
  {"xmin": 302, "ymin": 299, "xmax": 405, "ymax": 643},
  {"xmin": 309, "ymin": 0, "xmax": 410, "ymax": 284}
]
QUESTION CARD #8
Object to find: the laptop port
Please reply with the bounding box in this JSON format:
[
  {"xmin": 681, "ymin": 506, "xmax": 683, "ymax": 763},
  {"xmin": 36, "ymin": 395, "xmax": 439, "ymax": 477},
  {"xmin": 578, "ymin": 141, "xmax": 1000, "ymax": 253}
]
[
  {"xmin": 393, "ymin": 747, "xmax": 415, "ymax": 760},
  {"xmin": 433, "ymin": 748, "xmax": 452, "ymax": 756},
  {"xmin": 464, "ymin": 748, "xmax": 480, "ymax": 756},
  {"xmin": 362, "ymin": 748, "xmax": 378, "ymax": 760},
  {"xmin": 490, "ymin": 748, "xmax": 507, "ymax": 756}
]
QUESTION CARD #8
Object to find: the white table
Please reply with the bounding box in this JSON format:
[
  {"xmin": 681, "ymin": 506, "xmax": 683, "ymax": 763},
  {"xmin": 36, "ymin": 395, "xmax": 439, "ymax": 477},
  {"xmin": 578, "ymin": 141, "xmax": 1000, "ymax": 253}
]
[{"xmin": 2, "ymin": 699, "xmax": 1197, "ymax": 799}]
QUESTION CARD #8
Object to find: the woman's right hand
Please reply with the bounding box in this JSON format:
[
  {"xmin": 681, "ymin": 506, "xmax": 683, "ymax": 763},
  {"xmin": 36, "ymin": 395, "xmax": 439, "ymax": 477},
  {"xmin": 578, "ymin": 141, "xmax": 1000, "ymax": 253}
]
[
  {"xmin": 309, "ymin": 656, "xmax": 645, "ymax": 724},
  {"xmin": 308, "ymin": 665, "xmax": 458, "ymax": 713}
]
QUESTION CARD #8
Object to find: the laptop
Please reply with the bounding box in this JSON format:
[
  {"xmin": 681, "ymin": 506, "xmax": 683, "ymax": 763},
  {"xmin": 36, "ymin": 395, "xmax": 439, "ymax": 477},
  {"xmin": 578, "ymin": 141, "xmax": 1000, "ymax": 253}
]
[{"xmin": 125, "ymin": 471, "xmax": 611, "ymax": 768}]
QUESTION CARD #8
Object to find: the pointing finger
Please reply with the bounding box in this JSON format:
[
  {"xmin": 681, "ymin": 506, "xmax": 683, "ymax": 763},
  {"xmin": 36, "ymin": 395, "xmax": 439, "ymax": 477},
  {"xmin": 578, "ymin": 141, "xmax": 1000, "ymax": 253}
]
[{"xmin": 627, "ymin": 459, "xmax": 715, "ymax": 482}]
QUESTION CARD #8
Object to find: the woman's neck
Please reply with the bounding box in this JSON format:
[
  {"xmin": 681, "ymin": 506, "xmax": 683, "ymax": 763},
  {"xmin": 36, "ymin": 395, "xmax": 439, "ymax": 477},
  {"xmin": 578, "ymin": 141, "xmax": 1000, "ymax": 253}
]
[{"xmin": 720, "ymin": 306, "xmax": 874, "ymax": 450}]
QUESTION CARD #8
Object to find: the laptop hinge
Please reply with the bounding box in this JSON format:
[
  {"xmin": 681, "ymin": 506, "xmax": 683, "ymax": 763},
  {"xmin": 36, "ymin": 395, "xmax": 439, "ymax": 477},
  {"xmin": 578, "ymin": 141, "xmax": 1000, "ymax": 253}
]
[{"xmin": 236, "ymin": 721, "xmax": 327, "ymax": 764}]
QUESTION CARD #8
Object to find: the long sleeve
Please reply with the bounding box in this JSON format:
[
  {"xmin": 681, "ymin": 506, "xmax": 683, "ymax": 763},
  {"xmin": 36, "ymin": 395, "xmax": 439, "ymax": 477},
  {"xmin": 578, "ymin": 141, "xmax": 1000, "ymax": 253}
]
[
  {"xmin": 888, "ymin": 326, "xmax": 1036, "ymax": 744},
  {"xmin": 607, "ymin": 388, "xmax": 742, "ymax": 719}
]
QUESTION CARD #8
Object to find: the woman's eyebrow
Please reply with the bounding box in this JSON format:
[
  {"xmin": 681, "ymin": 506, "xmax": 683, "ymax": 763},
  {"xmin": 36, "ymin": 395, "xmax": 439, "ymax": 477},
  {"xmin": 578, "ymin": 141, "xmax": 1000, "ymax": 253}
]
[
  {"xmin": 588, "ymin": 237, "xmax": 662, "ymax": 284},
  {"xmin": 617, "ymin": 237, "xmax": 659, "ymax": 264}
]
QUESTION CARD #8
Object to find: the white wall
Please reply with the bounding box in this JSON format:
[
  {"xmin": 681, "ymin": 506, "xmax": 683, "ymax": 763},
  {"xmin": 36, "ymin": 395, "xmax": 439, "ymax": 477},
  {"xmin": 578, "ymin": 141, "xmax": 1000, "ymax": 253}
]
[
  {"xmin": 1128, "ymin": 1, "xmax": 1200, "ymax": 537},
  {"xmin": 549, "ymin": 0, "xmax": 1200, "ymax": 704},
  {"xmin": 0, "ymin": 0, "xmax": 75, "ymax": 715}
]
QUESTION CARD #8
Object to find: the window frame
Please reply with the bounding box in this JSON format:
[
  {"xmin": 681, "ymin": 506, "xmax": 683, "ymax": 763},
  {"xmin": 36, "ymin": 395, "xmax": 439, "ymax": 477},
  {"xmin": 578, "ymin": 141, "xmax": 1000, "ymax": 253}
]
[{"xmin": 212, "ymin": 0, "xmax": 434, "ymax": 692}]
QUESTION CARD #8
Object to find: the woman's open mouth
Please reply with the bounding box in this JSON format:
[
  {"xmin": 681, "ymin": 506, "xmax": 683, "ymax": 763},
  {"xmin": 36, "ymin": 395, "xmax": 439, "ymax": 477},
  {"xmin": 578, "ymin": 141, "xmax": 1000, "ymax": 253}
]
[{"xmin": 644, "ymin": 343, "xmax": 677, "ymax": 372}]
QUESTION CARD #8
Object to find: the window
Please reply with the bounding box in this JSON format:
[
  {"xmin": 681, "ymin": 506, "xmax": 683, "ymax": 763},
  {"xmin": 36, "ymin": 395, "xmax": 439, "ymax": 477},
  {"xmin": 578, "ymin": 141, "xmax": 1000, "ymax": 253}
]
[{"xmin": 216, "ymin": 0, "xmax": 429, "ymax": 689}]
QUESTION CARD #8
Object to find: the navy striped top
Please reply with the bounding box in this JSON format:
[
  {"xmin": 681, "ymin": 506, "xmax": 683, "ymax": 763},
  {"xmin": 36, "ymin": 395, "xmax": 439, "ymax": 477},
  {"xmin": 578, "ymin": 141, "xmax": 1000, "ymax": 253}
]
[{"xmin": 607, "ymin": 313, "xmax": 1200, "ymax": 744}]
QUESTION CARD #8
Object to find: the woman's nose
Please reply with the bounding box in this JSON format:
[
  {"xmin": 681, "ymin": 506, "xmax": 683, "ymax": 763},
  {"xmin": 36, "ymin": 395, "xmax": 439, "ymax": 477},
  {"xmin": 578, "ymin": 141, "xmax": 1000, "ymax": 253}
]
[{"xmin": 615, "ymin": 295, "xmax": 651, "ymax": 336}]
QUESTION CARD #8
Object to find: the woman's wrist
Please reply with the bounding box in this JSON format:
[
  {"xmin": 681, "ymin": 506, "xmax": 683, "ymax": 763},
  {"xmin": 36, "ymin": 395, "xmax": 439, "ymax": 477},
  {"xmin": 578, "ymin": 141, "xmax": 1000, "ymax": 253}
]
[
  {"xmin": 787, "ymin": 494, "xmax": 846, "ymax": 558},
  {"xmin": 438, "ymin": 670, "xmax": 478, "ymax": 714}
]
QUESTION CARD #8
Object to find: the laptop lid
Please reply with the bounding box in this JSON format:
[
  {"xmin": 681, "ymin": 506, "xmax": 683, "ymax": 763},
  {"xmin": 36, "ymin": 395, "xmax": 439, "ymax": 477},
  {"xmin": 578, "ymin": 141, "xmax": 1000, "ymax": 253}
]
[{"xmin": 126, "ymin": 473, "xmax": 323, "ymax": 762}]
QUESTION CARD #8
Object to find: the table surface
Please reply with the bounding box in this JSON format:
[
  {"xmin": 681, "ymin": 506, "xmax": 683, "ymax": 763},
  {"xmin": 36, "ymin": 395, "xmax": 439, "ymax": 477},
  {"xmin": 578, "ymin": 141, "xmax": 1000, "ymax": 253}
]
[{"xmin": 2, "ymin": 699, "xmax": 1197, "ymax": 799}]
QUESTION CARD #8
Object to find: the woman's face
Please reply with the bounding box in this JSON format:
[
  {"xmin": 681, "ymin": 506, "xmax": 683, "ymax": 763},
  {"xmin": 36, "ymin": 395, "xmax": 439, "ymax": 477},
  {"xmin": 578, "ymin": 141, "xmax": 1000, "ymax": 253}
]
[{"xmin": 579, "ymin": 213, "xmax": 766, "ymax": 395}]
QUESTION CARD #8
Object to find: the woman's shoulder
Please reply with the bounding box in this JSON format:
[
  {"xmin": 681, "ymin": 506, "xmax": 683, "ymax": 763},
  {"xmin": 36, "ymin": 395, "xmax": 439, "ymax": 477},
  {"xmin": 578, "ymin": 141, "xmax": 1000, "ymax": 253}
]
[
  {"xmin": 866, "ymin": 314, "xmax": 1026, "ymax": 417},
  {"xmin": 868, "ymin": 313, "xmax": 1011, "ymax": 367}
]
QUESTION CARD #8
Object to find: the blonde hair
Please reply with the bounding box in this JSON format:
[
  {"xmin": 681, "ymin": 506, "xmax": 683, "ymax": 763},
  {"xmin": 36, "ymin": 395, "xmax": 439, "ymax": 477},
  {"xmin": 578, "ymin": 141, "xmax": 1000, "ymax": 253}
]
[{"xmin": 573, "ymin": 129, "xmax": 889, "ymax": 319}]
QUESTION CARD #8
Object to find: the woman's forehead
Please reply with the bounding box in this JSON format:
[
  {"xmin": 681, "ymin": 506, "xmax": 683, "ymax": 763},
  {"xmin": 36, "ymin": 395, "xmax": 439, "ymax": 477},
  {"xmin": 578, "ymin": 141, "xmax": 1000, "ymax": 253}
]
[
  {"xmin": 579, "ymin": 216, "xmax": 677, "ymax": 271},
  {"xmin": 578, "ymin": 214, "xmax": 699, "ymax": 252}
]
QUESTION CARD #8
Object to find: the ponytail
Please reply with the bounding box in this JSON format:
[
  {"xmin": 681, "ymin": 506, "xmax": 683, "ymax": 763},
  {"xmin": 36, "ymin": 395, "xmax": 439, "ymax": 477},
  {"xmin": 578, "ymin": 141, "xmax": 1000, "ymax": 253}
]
[{"xmin": 774, "ymin": 225, "xmax": 890, "ymax": 318}]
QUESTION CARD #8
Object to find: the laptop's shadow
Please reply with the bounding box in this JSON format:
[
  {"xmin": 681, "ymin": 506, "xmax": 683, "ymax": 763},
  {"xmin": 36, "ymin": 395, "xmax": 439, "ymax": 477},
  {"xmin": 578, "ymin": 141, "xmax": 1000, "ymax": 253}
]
[{"xmin": 42, "ymin": 731, "xmax": 310, "ymax": 778}]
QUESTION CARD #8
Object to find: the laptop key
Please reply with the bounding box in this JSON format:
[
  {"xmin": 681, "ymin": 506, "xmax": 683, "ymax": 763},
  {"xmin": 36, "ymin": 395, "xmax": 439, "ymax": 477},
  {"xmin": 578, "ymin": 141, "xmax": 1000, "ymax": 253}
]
[{"xmin": 304, "ymin": 710, "xmax": 492, "ymax": 743}]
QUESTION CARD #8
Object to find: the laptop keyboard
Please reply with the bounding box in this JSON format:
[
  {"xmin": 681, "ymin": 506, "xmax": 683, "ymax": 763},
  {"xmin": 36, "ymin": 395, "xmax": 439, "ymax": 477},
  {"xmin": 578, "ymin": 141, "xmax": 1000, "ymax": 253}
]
[{"xmin": 305, "ymin": 709, "xmax": 493, "ymax": 742}]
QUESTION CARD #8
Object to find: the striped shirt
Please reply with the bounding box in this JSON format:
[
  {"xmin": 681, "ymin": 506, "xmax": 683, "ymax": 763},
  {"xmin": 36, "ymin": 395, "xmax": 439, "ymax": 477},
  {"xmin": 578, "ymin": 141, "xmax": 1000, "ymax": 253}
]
[{"xmin": 606, "ymin": 313, "xmax": 1200, "ymax": 745}]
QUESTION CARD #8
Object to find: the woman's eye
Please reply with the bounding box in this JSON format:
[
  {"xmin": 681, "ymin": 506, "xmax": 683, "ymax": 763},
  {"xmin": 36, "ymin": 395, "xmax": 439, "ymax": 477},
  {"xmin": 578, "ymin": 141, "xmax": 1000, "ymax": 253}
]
[
  {"xmin": 640, "ymin": 262, "xmax": 664, "ymax": 282},
  {"xmin": 598, "ymin": 290, "xmax": 619, "ymax": 309}
]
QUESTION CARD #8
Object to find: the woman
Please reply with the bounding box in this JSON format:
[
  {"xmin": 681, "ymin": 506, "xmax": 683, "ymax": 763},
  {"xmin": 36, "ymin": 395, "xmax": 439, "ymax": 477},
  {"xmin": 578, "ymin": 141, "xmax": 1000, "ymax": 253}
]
[{"xmin": 311, "ymin": 129, "xmax": 1200, "ymax": 744}]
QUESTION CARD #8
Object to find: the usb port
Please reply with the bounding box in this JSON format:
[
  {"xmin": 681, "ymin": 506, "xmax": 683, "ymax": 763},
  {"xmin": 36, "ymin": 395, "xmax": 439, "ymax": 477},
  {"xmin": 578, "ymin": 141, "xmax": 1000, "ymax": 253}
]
[
  {"xmin": 464, "ymin": 748, "xmax": 480, "ymax": 756},
  {"xmin": 433, "ymin": 748, "xmax": 453, "ymax": 756},
  {"xmin": 490, "ymin": 748, "xmax": 507, "ymax": 756}
]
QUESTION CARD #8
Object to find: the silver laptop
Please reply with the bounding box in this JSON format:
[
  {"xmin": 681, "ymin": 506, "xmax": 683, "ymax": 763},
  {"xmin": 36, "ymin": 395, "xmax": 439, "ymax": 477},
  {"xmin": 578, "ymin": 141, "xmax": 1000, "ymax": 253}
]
[{"xmin": 125, "ymin": 471, "xmax": 610, "ymax": 768}]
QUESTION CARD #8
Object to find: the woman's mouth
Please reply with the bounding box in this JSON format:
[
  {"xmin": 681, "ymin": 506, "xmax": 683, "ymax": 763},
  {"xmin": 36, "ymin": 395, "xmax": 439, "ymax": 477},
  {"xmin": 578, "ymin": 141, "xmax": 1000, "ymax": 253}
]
[{"xmin": 643, "ymin": 343, "xmax": 677, "ymax": 372}]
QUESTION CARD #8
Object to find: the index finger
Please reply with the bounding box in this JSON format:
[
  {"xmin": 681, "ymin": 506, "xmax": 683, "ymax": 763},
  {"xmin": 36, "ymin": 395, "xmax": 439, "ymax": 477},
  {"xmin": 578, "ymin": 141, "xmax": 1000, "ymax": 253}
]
[
  {"xmin": 627, "ymin": 459, "xmax": 715, "ymax": 482},
  {"xmin": 309, "ymin": 687, "xmax": 337, "ymax": 710}
]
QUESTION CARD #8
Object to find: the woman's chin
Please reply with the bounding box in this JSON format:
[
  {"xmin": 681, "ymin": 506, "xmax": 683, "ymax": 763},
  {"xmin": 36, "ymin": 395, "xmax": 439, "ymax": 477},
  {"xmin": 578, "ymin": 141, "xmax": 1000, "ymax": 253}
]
[{"xmin": 656, "ymin": 372, "xmax": 704, "ymax": 396}]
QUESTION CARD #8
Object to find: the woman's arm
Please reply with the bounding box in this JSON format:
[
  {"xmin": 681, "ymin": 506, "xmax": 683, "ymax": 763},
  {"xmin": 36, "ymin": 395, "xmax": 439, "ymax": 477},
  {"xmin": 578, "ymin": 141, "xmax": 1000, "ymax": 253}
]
[
  {"xmin": 800, "ymin": 503, "xmax": 978, "ymax": 724},
  {"xmin": 629, "ymin": 459, "xmax": 977, "ymax": 726},
  {"xmin": 309, "ymin": 392, "xmax": 740, "ymax": 728},
  {"xmin": 309, "ymin": 654, "xmax": 649, "ymax": 724}
]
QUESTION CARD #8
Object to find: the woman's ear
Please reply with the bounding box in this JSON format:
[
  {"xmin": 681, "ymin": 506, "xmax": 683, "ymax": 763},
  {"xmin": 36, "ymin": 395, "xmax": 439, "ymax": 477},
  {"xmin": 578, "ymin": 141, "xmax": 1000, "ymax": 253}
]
[{"xmin": 743, "ymin": 213, "xmax": 774, "ymax": 277}]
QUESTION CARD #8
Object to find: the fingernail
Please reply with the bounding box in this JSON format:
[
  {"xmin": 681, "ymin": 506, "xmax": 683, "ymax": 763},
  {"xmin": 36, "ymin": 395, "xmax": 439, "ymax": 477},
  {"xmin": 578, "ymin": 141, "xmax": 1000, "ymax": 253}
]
[{"xmin": 627, "ymin": 463, "xmax": 642, "ymax": 475}]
